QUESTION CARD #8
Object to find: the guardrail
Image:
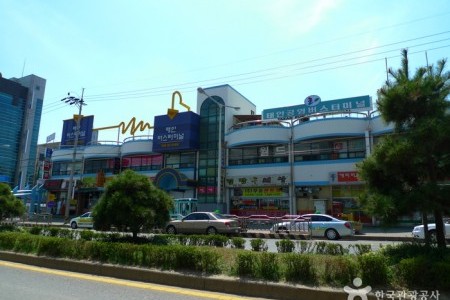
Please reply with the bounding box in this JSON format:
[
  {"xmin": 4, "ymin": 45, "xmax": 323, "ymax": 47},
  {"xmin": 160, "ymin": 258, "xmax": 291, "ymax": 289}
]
[
  {"xmin": 237, "ymin": 216, "xmax": 311, "ymax": 237},
  {"xmin": 20, "ymin": 213, "xmax": 53, "ymax": 225}
]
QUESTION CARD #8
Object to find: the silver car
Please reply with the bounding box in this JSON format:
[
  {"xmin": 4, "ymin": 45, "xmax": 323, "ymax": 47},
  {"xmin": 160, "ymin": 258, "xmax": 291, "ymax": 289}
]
[
  {"xmin": 270, "ymin": 214, "xmax": 354, "ymax": 240},
  {"xmin": 165, "ymin": 212, "xmax": 241, "ymax": 235}
]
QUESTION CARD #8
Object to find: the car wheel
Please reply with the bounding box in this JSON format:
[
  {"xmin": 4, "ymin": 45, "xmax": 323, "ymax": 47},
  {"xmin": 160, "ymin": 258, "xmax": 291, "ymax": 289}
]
[
  {"xmin": 70, "ymin": 222, "xmax": 77, "ymax": 229},
  {"xmin": 277, "ymin": 226, "xmax": 288, "ymax": 233},
  {"xmin": 206, "ymin": 226, "xmax": 217, "ymax": 235},
  {"xmin": 166, "ymin": 225, "xmax": 177, "ymax": 234},
  {"xmin": 325, "ymin": 228, "xmax": 339, "ymax": 240}
]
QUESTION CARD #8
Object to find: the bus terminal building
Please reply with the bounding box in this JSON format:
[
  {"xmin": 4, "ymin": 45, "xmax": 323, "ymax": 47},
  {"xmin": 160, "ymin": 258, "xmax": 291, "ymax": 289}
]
[{"xmin": 45, "ymin": 84, "xmax": 396, "ymax": 224}]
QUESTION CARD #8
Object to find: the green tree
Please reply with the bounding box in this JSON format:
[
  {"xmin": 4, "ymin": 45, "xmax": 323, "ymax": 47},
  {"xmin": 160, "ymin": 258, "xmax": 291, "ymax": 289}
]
[
  {"xmin": 0, "ymin": 183, "xmax": 26, "ymax": 220},
  {"xmin": 92, "ymin": 169, "xmax": 173, "ymax": 239},
  {"xmin": 358, "ymin": 49, "xmax": 450, "ymax": 248}
]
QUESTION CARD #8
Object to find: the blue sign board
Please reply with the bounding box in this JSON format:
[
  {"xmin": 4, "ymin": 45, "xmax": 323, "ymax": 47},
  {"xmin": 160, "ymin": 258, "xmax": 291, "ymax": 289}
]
[
  {"xmin": 262, "ymin": 95, "xmax": 372, "ymax": 120},
  {"xmin": 61, "ymin": 115, "xmax": 94, "ymax": 146},
  {"xmin": 153, "ymin": 111, "xmax": 200, "ymax": 152},
  {"xmin": 45, "ymin": 148, "xmax": 53, "ymax": 158}
]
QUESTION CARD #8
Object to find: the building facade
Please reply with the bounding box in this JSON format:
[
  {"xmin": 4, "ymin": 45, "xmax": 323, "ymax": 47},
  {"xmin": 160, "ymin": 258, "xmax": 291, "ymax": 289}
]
[
  {"xmin": 0, "ymin": 73, "xmax": 46, "ymax": 188},
  {"xmin": 46, "ymin": 84, "xmax": 395, "ymax": 223}
]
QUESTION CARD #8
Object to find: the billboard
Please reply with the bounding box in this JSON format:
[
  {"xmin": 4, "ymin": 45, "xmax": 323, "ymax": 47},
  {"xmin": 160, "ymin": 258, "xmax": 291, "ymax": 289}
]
[
  {"xmin": 61, "ymin": 115, "xmax": 94, "ymax": 146},
  {"xmin": 262, "ymin": 95, "xmax": 372, "ymax": 120},
  {"xmin": 153, "ymin": 111, "xmax": 200, "ymax": 152}
]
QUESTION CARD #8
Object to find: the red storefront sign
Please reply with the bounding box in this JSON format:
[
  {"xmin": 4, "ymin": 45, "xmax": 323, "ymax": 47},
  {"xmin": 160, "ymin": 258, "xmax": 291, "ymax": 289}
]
[{"xmin": 337, "ymin": 171, "xmax": 359, "ymax": 182}]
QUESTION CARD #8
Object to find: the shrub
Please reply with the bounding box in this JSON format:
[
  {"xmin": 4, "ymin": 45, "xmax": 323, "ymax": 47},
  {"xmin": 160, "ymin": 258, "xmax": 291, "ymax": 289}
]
[
  {"xmin": 58, "ymin": 228, "xmax": 77, "ymax": 239},
  {"xmin": 283, "ymin": 253, "xmax": 316, "ymax": 283},
  {"xmin": 147, "ymin": 235, "xmax": 170, "ymax": 245},
  {"xmin": 257, "ymin": 252, "xmax": 280, "ymax": 281},
  {"xmin": 186, "ymin": 235, "xmax": 204, "ymax": 246},
  {"xmin": 315, "ymin": 241, "xmax": 327, "ymax": 254},
  {"xmin": 381, "ymin": 242, "xmax": 446, "ymax": 265},
  {"xmin": 46, "ymin": 227, "xmax": 61, "ymax": 237},
  {"xmin": 29, "ymin": 226, "xmax": 42, "ymax": 235},
  {"xmin": 204, "ymin": 235, "xmax": 229, "ymax": 247},
  {"xmin": 0, "ymin": 232, "xmax": 19, "ymax": 250},
  {"xmin": 83, "ymin": 241, "xmax": 114, "ymax": 263},
  {"xmin": 395, "ymin": 256, "xmax": 430, "ymax": 288},
  {"xmin": 349, "ymin": 243, "xmax": 372, "ymax": 255},
  {"xmin": 79, "ymin": 230, "xmax": 95, "ymax": 241},
  {"xmin": 296, "ymin": 241, "xmax": 315, "ymax": 254},
  {"xmin": 235, "ymin": 251, "xmax": 257, "ymax": 277},
  {"xmin": 0, "ymin": 224, "xmax": 17, "ymax": 232},
  {"xmin": 36, "ymin": 236, "xmax": 72, "ymax": 257},
  {"xmin": 13, "ymin": 233, "xmax": 39, "ymax": 253},
  {"xmin": 275, "ymin": 239, "xmax": 295, "ymax": 253},
  {"xmin": 193, "ymin": 247, "xmax": 221, "ymax": 274},
  {"xmin": 230, "ymin": 237, "xmax": 245, "ymax": 249},
  {"xmin": 250, "ymin": 238, "xmax": 268, "ymax": 252},
  {"xmin": 324, "ymin": 243, "xmax": 347, "ymax": 255},
  {"xmin": 321, "ymin": 255, "xmax": 358, "ymax": 286},
  {"xmin": 358, "ymin": 252, "xmax": 389, "ymax": 286}
]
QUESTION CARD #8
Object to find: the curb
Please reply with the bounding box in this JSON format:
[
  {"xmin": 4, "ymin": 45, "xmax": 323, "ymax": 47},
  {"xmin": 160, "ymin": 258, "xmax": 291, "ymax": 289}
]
[{"xmin": 0, "ymin": 251, "xmax": 378, "ymax": 300}]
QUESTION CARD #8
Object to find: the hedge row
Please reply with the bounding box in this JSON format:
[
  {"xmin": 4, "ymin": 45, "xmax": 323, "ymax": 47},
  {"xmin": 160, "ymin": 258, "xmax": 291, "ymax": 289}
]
[
  {"xmin": 18, "ymin": 226, "xmax": 375, "ymax": 255},
  {"xmin": 0, "ymin": 231, "xmax": 449, "ymax": 290}
]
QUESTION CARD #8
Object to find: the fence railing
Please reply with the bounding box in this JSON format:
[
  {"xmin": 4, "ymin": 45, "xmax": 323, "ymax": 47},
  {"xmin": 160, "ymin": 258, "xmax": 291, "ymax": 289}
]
[{"xmin": 236, "ymin": 216, "xmax": 311, "ymax": 237}]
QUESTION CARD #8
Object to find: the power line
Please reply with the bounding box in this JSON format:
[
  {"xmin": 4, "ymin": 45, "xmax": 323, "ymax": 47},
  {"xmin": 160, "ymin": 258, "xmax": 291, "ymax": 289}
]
[{"xmin": 42, "ymin": 32, "xmax": 450, "ymax": 114}]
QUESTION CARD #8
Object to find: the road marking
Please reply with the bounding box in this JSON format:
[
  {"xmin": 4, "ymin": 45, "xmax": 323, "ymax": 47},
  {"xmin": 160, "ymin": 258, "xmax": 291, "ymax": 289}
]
[{"xmin": 0, "ymin": 260, "xmax": 253, "ymax": 300}]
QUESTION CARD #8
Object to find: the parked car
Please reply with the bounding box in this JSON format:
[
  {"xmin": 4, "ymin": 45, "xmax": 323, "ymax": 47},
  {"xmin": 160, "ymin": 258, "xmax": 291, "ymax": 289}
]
[
  {"xmin": 270, "ymin": 213, "xmax": 354, "ymax": 240},
  {"xmin": 165, "ymin": 212, "xmax": 241, "ymax": 235},
  {"xmin": 412, "ymin": 218, "xmax": 450, "ymax": 241},
  {"xmin": 69, "ymin": 212, "xmax": 93, "ymax": 229},
  {"xmin": 170, "ymin": 213, "xmax": 184, "ymax": 220}
]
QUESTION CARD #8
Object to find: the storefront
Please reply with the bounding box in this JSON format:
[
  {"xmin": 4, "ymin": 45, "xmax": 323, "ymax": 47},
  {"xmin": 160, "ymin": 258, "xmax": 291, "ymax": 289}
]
[{"xmin": 227, "ymin": 174, "xmax": 290, "ymax": 217}]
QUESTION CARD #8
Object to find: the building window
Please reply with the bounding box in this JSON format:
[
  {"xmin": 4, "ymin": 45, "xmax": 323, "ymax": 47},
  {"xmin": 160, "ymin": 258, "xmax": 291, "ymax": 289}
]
[
  {"xmin": 294, "ymin": 137, "xmax": 365, "ymax": 161},
  {"xmin": 122, "ymin": 154, "xmax": 163, "ymax": 171},
  {"xmin": 229, "ymin": 144, "xmax": 288, "ymax": 166}
]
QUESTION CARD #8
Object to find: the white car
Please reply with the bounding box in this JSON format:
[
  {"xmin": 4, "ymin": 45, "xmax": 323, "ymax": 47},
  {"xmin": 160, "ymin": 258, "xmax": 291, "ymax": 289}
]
[
  {"xmin": 69, "ymin": 212, "xmax": 93, "ymax": 229},
  {"xmin": 270, "ymin": 214, "xmax": 354, "ymax": 240},
  {"xmin": 412, "ymin": 219, "xmax": 450, "ymax": 240}
]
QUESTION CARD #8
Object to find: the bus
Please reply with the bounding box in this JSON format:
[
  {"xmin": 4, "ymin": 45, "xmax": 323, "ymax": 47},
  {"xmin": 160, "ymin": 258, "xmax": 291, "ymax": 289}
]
[{"xmin": 170, "ymin": 198, "xmax": 198, "ymax": 220}]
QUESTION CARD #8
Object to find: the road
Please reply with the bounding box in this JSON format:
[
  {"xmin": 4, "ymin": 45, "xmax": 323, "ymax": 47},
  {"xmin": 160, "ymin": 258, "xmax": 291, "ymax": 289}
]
[{"xmin": 0, "ymin": 260, "xmax": 267, "ymax": 300}]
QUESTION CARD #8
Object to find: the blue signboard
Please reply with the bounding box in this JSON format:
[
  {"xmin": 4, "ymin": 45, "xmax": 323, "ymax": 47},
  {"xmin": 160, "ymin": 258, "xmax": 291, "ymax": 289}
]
[
  {"xmin": 262, "ymin": 95, "xmax": 372, "ymax": 120},
  {"xmin": 153, "ymin": 111, "xmax": 200, "ymax": 152},
  {"xmin": 61, "ymin": 115, "xmax": 94, "ymax": 146}
]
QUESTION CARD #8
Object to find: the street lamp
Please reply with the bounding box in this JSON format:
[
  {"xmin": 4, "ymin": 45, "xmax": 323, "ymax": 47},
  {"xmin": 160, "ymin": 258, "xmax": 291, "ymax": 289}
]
[
  {"xmin": 61, "ymin": 88, "xmax": 85, "ymax": 221},
  {"xmin": 197, "ymin": 87, "xmax": 240, "ymax": 212}
]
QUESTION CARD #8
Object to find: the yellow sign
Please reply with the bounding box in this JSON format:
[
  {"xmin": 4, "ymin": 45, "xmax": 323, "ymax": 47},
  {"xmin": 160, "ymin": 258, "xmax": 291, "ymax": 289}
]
[
  {"xmin": 95, "ymin": 91, "xmax": 192, "ymax": 135},
  {"xmin": 95, "ymin": 117, "xmax": 153, "ymax": 135},
  {"xmin": 242, "ymin": 187, "xmax": 284, "ymax": 197},
  {"xmin": 167, "ymin": 91, "xmax": 190, "ymax": 119}
]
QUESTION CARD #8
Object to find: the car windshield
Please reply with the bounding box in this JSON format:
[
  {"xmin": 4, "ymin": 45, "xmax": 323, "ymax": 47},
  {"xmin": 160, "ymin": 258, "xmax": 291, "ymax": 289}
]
[{"xmin": 211, "ymin": 213, "xmax": 226, "ymax": 219}]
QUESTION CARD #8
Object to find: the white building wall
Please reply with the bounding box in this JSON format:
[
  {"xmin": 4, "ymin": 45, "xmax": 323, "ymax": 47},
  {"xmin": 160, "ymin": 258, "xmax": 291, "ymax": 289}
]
[
  {"xmin": 293, "ymin": 118, "xmax": 368, "ymax": 141},
  {"xmin": 293, "ymin": 160, "xmax": 360, "ymax": 185},
  {"xmin": 197, "ymin": 84, "xmax": 256, "ymax": 131}
]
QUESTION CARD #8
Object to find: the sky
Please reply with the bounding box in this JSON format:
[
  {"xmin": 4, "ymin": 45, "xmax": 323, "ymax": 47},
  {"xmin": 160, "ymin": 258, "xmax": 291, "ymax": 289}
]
[{"xmin": 1, "ymin": 0, "xmax": 450, "ymax": 144}]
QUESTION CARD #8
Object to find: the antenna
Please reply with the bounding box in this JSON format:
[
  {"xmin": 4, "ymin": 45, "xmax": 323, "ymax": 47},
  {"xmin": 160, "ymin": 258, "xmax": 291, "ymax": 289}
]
[{"xmin": 21, "ymin": 59, "xmax": 26, "ymax": 77}]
